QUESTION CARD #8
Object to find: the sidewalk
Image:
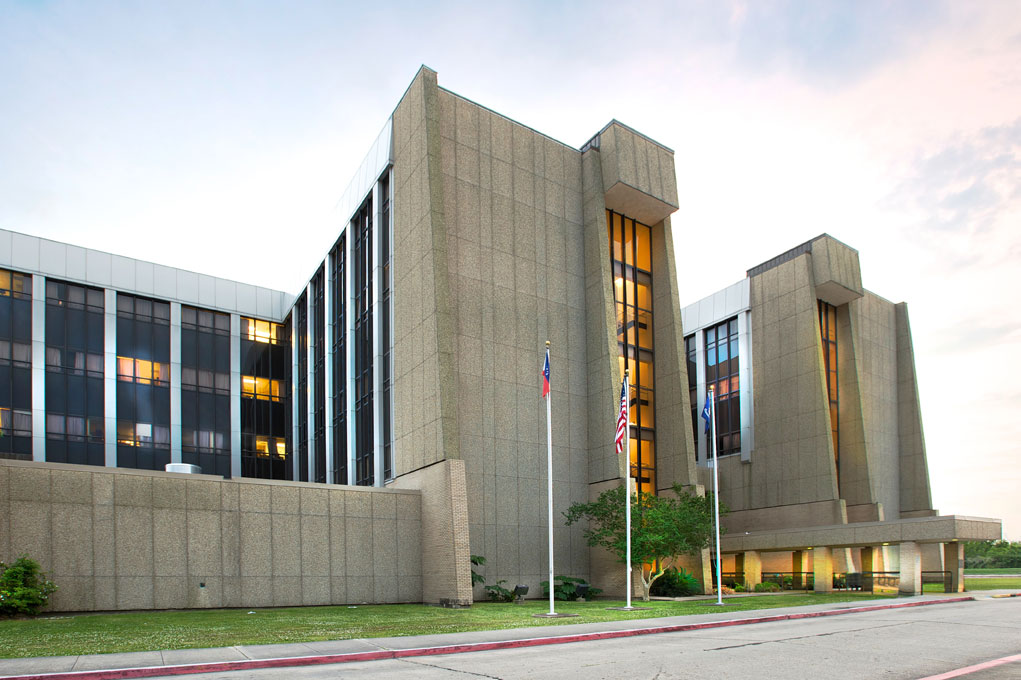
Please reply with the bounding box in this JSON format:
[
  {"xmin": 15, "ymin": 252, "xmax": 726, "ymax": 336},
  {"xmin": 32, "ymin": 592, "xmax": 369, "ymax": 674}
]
[{"xmin": 0, "ymin": 593, "xmax": 1001, "ymax": 680}]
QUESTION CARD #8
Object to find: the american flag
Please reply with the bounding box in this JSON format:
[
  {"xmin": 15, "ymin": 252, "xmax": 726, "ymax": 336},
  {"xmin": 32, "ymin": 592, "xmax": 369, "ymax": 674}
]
[{"xmin": 615, "ymin": 376, "xmax": 628, "ymax": 456}]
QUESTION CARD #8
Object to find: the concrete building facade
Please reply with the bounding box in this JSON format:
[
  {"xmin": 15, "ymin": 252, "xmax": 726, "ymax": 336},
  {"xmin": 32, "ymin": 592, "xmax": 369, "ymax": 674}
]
[
  {"xmin": 682, "ymin": 235, "xmax": 1000, "ymax": 593},
  {"xmin": 0, "ymin": 69, "xmax": 1000, "ymax": 611}
]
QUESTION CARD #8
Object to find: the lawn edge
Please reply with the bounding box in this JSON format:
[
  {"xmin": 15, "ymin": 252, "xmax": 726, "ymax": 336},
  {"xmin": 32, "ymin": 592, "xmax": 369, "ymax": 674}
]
[{"xmin": 0, "ymin": 596, "xmax": 975, "ymax": 680}]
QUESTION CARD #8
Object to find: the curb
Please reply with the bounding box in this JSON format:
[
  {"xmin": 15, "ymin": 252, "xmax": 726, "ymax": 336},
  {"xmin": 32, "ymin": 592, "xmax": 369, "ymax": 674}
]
[
  {"xmin": 990, "ymin": 592, "xmax": 1021, "ymax": 598},
  {"xmin": 0, "ymin": 596, "xmax": 975, "ymax": 680}
]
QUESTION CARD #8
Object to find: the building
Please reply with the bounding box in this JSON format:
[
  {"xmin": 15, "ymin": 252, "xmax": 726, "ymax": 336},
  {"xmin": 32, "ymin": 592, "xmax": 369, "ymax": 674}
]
[
  {"xmin": 0, "ymin": 68, "xmax": 1000, "ymax": 612},
  {"xmin": 681, "ymin": 235, "xmax": 1000, "ymax": 592}
]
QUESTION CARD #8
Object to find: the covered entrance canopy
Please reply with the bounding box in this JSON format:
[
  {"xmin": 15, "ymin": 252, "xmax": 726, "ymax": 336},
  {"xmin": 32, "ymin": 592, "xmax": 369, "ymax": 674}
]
[{"xmin": 720, "ymin": 515, "xmax": 1002, "ymax": 595}]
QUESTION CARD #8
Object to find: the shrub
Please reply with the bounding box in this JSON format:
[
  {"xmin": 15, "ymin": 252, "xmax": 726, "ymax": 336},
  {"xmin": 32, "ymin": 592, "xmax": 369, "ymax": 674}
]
[
  {"xmin": 754, "ymin": 581, "xmax": 780, "ymax": 593},
  {"xmin": 649, "ymin": 567, "xmax": 701, "ymax": 597},
  {"xmin": 540, "ymin": 575, "xmax": 602, "ymax": 601},
  {"xmin": 470, "ymin": 554, "xmax": 486, "ymax": 587},
  {"xmin": 0, "ymin": 556, "xmax": 57, "ymax": 617},
  {"xmin": 484, "ymin": 580, "xmax": 514, "ymax": 602}
]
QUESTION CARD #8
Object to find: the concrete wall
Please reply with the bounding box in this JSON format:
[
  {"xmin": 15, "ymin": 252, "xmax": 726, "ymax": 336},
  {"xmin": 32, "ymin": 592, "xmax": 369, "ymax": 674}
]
[
  {"xmin": 391, "ymin": 68, "xmax": 594, "ymax": 595},
  {"xmin": 848, "ymin": 292, "xmax": 902, "ymax": 517},
  {"xmin": 0, "ymin": 459, "xmax": 426, "ymax": 612},
  {"xmin": 389, "ymin": 69, "xmax": 693, "ymax": 597},
  {"xmin": 895, "ymin": 303, "xmax": 933, "ymax": 515},
  {"xmin": 390, "ymin": 459, "xmax": 472, "ymax": 606},
  {"xmin": 717, "ymin": 251, "xmax": 838, "ymax": 514}
]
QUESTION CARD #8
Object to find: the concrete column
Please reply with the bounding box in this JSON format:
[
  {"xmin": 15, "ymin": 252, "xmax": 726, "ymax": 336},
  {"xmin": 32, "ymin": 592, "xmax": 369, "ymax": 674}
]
[
  {"xmin": 792, "ymin": 550, "xmax": 808, "ymax": 589},
  {"xmin": 169, "ymin": 302, "xmax": 182, "ymax": 465},
  {"xmin": 31, "ymin": 274, "xmax": 46, "ymax": 461},
  {"xmin": 812, "ymin": 547, "xmax": 834, "ymax": 593},
  {"xmin": 229, "ymin": 313, "xmax": 241, "ymax": 479},
  {"xmin": 737, "ymin": 309, "xmax": 753, "ymax": 461},
  {"xmin": 861, "ymin": 546, "xmax": 877, "ymax": 591},
  {"xmin": 899, "ymin": 541, "xmax": 922, "ymax": 595},
  {"xmin": 944, "ymin": 542, "xmax": 964, "ymax": 593},
  {"xmin": 743, "ymin": 551, "xmax": 762, "ymax": 589},
  {"xmin": 104, "ymin": 290, "xmax": 118, "ymax": 467},
  {"xmin": 861, "ymin": 546, "xmax": 876, "ymax": 573},
  {"xmin": 733, "ymin": 553, "xmax": 744, "ymax": 585}
]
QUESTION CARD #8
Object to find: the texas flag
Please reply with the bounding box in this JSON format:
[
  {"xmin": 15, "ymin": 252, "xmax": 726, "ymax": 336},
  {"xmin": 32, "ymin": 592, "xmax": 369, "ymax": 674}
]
[{"xmin": 541, "ymin": 348, "xmax": 551, "ymax": 398}]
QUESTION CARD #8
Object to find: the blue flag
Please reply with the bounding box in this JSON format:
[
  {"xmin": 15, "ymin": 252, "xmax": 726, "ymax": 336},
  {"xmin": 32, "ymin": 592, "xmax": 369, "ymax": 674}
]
[{"xmin": 702, "ymin": 390, "xmax": 713, "ymax": 435}]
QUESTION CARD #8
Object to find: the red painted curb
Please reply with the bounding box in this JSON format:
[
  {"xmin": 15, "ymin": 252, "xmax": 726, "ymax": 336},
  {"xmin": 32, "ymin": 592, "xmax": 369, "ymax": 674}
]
[{"xmin": 0, "ymin": 596, "xmax": 975, "ymax": 680}]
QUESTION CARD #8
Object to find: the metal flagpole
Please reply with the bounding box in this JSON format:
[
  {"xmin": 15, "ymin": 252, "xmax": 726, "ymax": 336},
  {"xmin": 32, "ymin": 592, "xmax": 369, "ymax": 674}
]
[
  {"xmin": 545, "ymin": 342, "xmax": 555, "ymax": 616},
  {"xmin": 710, "ymin": 387, "xmax": 723, "ymax": 606},
  {"xmin": 624, "ymin": 371, "xmax": 632, "ymax": 610}
]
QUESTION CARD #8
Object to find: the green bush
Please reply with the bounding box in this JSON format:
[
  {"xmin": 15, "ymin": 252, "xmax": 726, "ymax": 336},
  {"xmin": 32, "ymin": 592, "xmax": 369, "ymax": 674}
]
[
  {"xmin": 754, "ymin": 581, "xmax": 780, "ymax": 593},
  {"xmin": 484, "ymin": 580, "xmax": 514, "ymax": 602},
  {"xmin": 540, "ymin": 575, "xmax": 601, "ymax": 601},
  {"xmin": 649, "ymin": 567, "xmax": 701, "ymax": 597},
  {"xmin": 470, "ymin": 554, "xmax": 486, "ymax": 587},
  {"xmin": 0, "ymin": 556, "xmax": 57, "ymax": 617}
]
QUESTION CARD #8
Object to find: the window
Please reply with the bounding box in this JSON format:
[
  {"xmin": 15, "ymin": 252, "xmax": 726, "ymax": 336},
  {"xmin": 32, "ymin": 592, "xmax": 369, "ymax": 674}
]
[
  {"xmin": 311, "ymin": 265, "xmax": 326, "ymax": 483},
  {"xmin": 330, "ymin": 235, "xmax": 347, "ymax": 485},
  {"xmin": 180, "ymin": 306, "xmax": 231, "ymax": 477},
  {"xmin": 608, "ymin": 210, "xmax": 656, "ymax": 494},
  {"xmin": 45, "ymin": 280, "xmax": 105, "ymax": 466},
  {"xmin": 685, "ymin": 334, "xmax": 698, "ymax": 462},
  {"xmin": 353, "ymin": 197, "xmax": 373, "ymax": 486},
  {"xmin": 0, "ymin": 269, "xmax": 32, "ymax": 459},
  {"xmin": 241, "ymin": 315, "xmax": 292, "ymax": 480},
  {"xmin": 705, "ymin": 317, "xmax": 740, "ymax": 457},
  {"xmin": 380, "ymin": 173, "xmax": 393, "ymax": 482},
  {"xmin": 819, "ymin": 301, "xmax": 839, "ymax": 475},
  {"xmin": 116, "ymin": 294, "xmax": 171, "ymax": 471},
  {"xmin": 295, "ymin": 293, "xmax": 309, "ymax": 482}
]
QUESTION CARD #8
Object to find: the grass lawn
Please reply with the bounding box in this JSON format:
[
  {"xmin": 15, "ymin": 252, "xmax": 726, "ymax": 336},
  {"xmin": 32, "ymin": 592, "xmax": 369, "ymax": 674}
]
[
  {"xmin": 921, "ymin": 576, "xmax": 1021, "ymax": 592},
  {"xmin": 964, "ymin": 577, "xmax": 1021, "ymax": 590},
  {"xmin": 0, "ymin": 593, "xmax": 892, "ymax": 659},
  {"xmin": 964, "ymin": 568, "xmax": 1021, "ymax": 575}
]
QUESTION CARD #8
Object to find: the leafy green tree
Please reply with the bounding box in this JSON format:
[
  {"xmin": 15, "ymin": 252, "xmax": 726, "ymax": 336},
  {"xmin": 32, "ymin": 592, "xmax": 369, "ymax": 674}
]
[{"xmin": 564, "ymin": 483, "xmax": 721, "ymax": 601}]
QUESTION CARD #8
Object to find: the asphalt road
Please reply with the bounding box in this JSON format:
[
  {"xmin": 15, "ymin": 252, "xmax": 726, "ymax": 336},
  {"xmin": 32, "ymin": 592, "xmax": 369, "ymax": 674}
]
[{"xmin": 162, "ymin": 597, "xmax": 1020, "ymax": 679}]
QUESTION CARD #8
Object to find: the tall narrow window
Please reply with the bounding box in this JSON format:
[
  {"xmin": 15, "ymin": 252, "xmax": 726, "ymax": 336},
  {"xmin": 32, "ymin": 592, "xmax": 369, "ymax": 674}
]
[
  {"xmin": 330, "ymin": 236, "xmax": 347, "ymax": 484},
  {"xmin": 685, "ymin": 333, "xmax": 698, "ymax": 462},
  {"xmin": 353, "ymin": 197, "xmax": 374, "ymax": 486},
  {"xmin": 311, "ymin": 266, "xmax": 326, "ymax": 484},
  {"xmin": 180, "ymin": 307, "xmax": 231, "ymax": 477},
  {"xmin": 607, "ymin": 210, "xmax": 656, "ymax": 495},
  {"xmin": 45, "ymin": 280, "xmax": 105, "ymax": 466},
  {"xmin": 0, "ymin": 270, "xmax": 33, "ymax": 460},
  {"xmin": 116, "ymin": 294, "xmax": 171, "ymax": 470},
  {"xmin": 705, "ymin": 318, "xmax": 740, "ymax": 456},
  {"xmin": 295, "ymin": 294, "xmax": 309, "ymax": 482},
  {"xmin": 241, "ymin": 316, "xmax": 291, "ymax": 480},
  {"xmin": 819, "ymin": 301, "xmax": 839, "ymax": 475},
  {"xmin": 380, "ymin": 174, "xmax": 393, "ymax": 482}
]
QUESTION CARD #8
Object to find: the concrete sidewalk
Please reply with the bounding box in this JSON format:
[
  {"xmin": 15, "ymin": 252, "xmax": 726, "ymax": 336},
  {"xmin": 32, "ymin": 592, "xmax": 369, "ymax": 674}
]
[{"xmin": 0, "ymin": 593, "xmax": 1001, "ymax": 680}]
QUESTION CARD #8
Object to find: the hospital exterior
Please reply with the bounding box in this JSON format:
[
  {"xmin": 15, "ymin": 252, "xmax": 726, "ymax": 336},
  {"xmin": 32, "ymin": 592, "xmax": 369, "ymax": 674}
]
[{"xmin": 0, "ymin": 68, "xmax": 1001, "ymax": 612}]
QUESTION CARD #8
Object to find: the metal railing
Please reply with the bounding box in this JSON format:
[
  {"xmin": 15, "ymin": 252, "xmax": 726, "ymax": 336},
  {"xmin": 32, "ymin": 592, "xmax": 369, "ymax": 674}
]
[
  {"xmin": 761, "ymin": 572, "xmax": 815, "ymax": 590},
  {"xmin": 711, "ymin": 571, "xmax": 745, "ymax": 588},
  {"xmin": 922, "ymin": 570, "xmax": 953, "ymax": 592}
]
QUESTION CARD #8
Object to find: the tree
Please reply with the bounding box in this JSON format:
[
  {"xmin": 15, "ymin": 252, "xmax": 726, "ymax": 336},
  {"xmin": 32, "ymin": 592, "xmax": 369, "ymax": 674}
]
[{"xmin": 564, "ymin": 483, "xmax": 721, "ymax": 601}]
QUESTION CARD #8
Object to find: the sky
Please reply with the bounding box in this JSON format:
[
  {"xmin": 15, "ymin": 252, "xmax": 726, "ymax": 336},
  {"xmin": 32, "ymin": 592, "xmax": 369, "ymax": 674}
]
[{"xmin": 1, "ymin": 1, "xmax": 1018, "ymax": 539}]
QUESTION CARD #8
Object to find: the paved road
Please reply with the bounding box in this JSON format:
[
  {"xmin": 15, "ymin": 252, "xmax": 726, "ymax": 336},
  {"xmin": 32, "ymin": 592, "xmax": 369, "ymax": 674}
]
[{"xmin": 165, "ymin": 597, "xmax": 1020, "ymax": 680}]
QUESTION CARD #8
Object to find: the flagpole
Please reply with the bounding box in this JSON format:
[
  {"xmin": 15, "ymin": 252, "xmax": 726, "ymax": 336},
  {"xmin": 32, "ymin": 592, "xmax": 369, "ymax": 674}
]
[
  {"xmin": 624, "ymin": 370, "xmax": 632, "ymax": 610},
  {"xmin": 710, "ymin": 387, "xmax": 723, "ymax": 606},
  {"xmin": 545, "ymin": 342, "xmax": 555, "ymax": 616}
]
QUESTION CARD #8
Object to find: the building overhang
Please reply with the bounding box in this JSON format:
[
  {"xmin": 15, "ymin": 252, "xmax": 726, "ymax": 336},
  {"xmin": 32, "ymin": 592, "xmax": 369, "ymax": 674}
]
[{"xmin": 721, "ymin": 515, "xmax": 1002, "ymax": 553}]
